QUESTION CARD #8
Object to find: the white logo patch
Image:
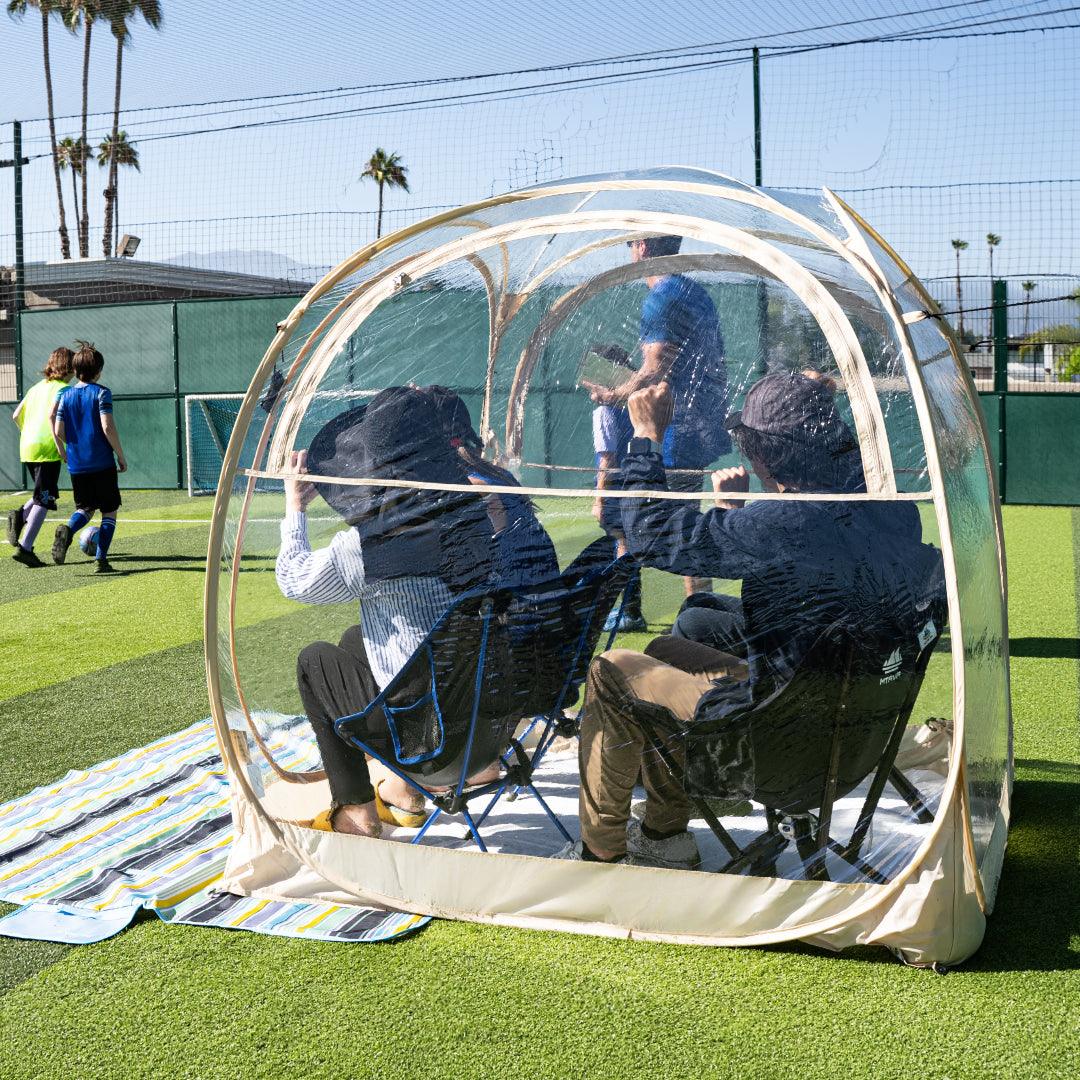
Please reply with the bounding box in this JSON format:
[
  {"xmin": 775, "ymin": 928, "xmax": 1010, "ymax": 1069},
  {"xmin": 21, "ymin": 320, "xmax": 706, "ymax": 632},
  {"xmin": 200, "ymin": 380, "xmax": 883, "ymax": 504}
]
[{"xmin": 880, "ymin": 647, "xmax": 903, "ymax": 684}]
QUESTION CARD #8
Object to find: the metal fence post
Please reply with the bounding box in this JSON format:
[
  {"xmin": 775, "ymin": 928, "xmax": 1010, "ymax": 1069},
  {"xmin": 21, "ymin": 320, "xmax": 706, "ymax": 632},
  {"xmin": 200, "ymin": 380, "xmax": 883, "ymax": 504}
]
[
  {"xmin": 991, "ymin": 279, "xmax": 1008, "ymax": 502},
  {"xmin": 752, "ymin": 48, "xmax": 768, "ymax": 375},
  {"xmin": 172, "ymin": 301, "xmax": 183, "ymax": 488}
]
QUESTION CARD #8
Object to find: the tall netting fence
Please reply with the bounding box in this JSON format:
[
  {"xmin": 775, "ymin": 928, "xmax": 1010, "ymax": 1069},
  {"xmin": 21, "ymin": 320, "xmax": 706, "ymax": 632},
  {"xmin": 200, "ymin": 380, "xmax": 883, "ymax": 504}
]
[{"xmin": 2, "ymin": 5, "xmax": 1078, "ymax": 490}]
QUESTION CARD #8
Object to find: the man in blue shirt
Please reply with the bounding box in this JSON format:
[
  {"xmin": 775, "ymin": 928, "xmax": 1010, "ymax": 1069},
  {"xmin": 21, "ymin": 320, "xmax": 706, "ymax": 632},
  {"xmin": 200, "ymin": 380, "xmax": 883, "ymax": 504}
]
[{"xmin": 581, "ymin": 234, "xmax": 731, "ymax": 598}]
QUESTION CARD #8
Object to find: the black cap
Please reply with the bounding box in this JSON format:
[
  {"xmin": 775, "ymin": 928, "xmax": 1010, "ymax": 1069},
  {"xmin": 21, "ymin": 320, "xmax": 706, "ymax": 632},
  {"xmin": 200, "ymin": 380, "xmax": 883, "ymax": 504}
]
[{"xmin": 725, "ymin": 372, "xmax": 855, "ymax": 452}]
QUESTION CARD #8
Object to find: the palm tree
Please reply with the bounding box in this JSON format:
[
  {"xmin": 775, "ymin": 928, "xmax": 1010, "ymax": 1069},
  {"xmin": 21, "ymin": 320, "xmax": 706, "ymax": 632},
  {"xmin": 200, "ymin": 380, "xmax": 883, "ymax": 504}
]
[
  {"xmin": 64, "ymin": 0, "xmax": 102, "ymax": 258},
  {"xmin": 96, "ymin": 130, "xmax": 138, "ymax": 253},
  {"xmin": 1021, "ymin": 280, "xmax": 1037, "ymax": 337},
  {"xmin": 57, "ymin": 135, "xmax": 89, "ymax": 238},
  {"xmin": 7, "ymin": 0, "xmax": 71, "ymax": 259},
  {"xmin": 951, "ymin": 239, "xmax": 968, "ymax": 339},
  {"xmin": 360, "ymin": 148, "xmax": 409, "ymax": 238},
  {"xmin": 100, "ymin": 0, "xmax": 162, "ymax": 257}
]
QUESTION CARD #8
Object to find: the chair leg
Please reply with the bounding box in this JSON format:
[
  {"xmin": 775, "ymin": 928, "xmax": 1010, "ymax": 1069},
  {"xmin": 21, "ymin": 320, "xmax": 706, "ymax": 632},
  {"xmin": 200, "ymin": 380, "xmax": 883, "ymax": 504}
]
[
  {"xmin": 889, "ymin": 767, "xmax": 935, "ymax": 824},
  {"xmin": 525, "ymin": 783, "xmax": 574, "ymax": 842},
  {"xmin": 794, "ymin": 818, "xmax": 830, "ymax": 882},
  {"xmin": 641, "ymin": 728, "xmax": 743, "ymax": 861},
  {"xmin": 720, "ymin": 828, "xmax": 788, "ymax": 876},
  {"xmin": 459, "ymin": 807, "xmax": 488, "ymax": 852},
  {"xmin": 472, "ymin": 781, "xmax": 509, "ymax": 830},
  {"xmin": 826, "ymin": 839, "xmax": 889, "ymax": 885},
  {"xmin": 410, "ymin": 806, "xmax": 444, "ymax": 845}
]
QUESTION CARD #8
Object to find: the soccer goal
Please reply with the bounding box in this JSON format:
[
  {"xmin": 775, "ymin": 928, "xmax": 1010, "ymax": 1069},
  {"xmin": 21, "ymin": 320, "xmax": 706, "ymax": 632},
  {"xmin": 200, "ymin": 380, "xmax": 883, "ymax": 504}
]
[
  {"xmin": 184, "ymin": 389, "xmax": 382, "ymax": 496},
  {"xmin": 185, "ymin": 393, "xmax": 246, "ymax": 496}
]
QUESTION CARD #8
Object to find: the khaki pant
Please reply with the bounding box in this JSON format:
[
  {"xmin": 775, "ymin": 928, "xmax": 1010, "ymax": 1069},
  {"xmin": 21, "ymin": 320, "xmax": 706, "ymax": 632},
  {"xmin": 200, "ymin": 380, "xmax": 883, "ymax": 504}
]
[{"xmin": 578, "ymin": 645, "xmax": 746, "ymax": 856}]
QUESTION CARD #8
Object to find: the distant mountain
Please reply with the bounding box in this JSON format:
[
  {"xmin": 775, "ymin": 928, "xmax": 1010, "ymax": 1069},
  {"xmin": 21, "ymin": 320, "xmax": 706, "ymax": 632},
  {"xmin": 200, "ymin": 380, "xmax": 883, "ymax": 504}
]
[{"xmin": 162, "ymin": 249, "xmax": 318, "ymax": 282}]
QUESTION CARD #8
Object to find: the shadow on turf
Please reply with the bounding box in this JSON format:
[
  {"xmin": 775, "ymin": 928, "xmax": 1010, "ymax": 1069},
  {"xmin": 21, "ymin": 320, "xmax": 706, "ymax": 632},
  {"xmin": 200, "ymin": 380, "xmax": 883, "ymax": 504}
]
[
  {"xmin": 1008, "ymin": 636, "xmax": 1080, "ymax": 660},
  {"xmin": 66, "ymin": 554, "xmax": 277, "ymax": 576}
]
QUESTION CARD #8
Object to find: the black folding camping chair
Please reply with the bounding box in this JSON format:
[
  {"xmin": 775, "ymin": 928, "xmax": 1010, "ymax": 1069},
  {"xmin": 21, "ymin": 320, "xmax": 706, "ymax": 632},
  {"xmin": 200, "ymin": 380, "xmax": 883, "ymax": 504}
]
[
  {"xmin": 333, "ymin": 538, "xmax": 633, "ymax": 850},
  {"xmin": 634, "ymin": 605, "xmax": 946, "ymax": 884}
]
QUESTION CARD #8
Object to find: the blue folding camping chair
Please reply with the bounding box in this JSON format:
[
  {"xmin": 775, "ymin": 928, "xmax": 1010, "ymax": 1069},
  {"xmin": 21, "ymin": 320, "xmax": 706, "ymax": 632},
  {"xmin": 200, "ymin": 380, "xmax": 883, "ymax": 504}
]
[{"xmin": 333, "ymin": 538, "xmax": 633, "ymax": 850}]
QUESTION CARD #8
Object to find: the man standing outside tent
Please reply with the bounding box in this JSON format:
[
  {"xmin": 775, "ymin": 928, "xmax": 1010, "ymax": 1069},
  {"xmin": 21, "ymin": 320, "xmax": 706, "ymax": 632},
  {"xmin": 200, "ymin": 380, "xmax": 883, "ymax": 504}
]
[{"xmin": 581, "ymin": 234, "xmax": 731, "ymax": 598}]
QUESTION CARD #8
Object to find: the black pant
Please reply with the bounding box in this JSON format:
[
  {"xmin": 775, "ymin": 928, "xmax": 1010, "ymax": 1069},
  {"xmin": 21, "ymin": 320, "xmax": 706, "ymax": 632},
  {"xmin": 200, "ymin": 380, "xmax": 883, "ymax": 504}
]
[
  {"xmin": 26, "ymin": 460, "xmax": 61, "ymax": 508},
  {"xmin": 297, "ymin": 626, "xmax": 381, "ymax": 807},
  {"xmin": 671, "ymin": 591, "xmax": 748, "ymax": 659}
]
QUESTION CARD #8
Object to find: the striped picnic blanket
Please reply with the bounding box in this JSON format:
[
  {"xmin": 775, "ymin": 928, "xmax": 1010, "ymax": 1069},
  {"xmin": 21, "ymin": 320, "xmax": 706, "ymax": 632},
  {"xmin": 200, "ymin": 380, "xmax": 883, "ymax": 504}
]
[{"xmin": 0, "ymin": 719, "xmax": 429, "ymax": 944}]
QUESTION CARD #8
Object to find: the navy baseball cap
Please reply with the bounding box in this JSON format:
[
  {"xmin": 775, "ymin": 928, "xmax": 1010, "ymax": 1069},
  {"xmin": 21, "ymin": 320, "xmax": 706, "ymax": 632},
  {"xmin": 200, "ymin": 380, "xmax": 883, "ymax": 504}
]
[{"xmin": 725, "ymin": 372, "xmax": 855, "ymax": 452}]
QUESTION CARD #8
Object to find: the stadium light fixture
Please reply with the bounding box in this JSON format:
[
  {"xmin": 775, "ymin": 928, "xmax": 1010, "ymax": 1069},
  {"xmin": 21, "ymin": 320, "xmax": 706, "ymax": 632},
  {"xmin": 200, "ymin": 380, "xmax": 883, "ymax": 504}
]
[{"xmin": 116, "ymin": 234, "xmax": 141, "ymax": 258}]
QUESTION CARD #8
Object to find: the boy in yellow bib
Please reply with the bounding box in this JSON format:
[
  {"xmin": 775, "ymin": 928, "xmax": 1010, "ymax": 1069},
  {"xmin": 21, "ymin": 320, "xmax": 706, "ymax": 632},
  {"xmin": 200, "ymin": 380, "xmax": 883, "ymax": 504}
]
[{"xmin": 8, "ymin": 347, "xmax": 73, "ymax": 567}]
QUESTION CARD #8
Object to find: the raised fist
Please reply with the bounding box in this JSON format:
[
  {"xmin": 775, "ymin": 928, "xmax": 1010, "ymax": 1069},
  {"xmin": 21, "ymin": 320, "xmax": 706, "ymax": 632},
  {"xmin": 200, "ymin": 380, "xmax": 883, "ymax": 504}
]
[
  {"xmin": 627, "ymin": 381, "xmax": 673, "ymax": 442},
  {"xmin": 711, "ymin": 465, "xmax": 750, "ymax": 510}
]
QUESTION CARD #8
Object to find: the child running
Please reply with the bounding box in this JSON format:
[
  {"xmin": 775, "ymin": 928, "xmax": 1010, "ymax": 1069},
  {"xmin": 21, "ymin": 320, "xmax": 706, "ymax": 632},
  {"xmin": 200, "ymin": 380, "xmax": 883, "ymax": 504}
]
[
  {"xmin": 51, "ymin": 342, "xmax": 127, "ymax": 573},
  {"xmin": 7, "ymin": 346, "xmax": 74, "ymax": 567}
]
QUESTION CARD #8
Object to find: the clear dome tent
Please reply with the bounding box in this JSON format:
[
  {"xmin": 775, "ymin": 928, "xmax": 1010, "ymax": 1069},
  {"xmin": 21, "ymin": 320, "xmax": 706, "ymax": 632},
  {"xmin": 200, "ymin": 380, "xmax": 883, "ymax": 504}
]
[{"xmin": 204, "ymin": 168, "xmax": 1010, "ymax": 966}]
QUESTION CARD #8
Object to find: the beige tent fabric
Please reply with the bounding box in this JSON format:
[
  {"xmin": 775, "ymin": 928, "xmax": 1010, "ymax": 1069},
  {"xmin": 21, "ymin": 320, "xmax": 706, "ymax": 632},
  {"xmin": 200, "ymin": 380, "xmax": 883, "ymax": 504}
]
[{"xmin": 217, "ymin": 779, "xmax": 990, "ymax": 966}]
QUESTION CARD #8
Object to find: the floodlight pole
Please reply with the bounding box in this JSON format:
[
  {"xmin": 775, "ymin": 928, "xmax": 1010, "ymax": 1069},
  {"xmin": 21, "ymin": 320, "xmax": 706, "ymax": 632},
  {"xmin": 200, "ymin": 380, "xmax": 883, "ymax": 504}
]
[
  {"xmin": 752, "ymin": 47, "xmax": 763, "ymax": 187},
  {"xmin": 991, "ymin": 279, "xmax": 1008, "ymax": 502},
  {"xmin": 752, "ymin": 48, "xmax": 768, "ymax": 375}
]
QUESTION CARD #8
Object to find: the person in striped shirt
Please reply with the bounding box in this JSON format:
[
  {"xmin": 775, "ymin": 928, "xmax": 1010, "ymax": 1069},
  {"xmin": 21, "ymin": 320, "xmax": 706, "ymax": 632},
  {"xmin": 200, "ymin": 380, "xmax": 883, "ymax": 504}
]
[{"xmin": 277, "ymin": 387, "xmax": 495, "ymax": 838}]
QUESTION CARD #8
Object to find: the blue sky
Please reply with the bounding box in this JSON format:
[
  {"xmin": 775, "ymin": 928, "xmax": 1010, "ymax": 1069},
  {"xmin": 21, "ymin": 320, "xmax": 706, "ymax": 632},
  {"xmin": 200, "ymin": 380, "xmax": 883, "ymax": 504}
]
[{"xmin": 1, "ymin": 0, "xmax": 1077, "ymax": 296}]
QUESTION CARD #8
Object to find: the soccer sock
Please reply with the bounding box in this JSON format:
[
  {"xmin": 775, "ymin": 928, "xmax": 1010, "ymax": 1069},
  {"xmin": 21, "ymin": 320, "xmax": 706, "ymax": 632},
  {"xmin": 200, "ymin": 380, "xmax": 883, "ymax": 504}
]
[
  {"xmin": 22, "ymin": 498, "xmax": 34, "ymax": 513},
  {"xmin": 19, "ymin": 504, "xmax": 48, "ymax": 551},
  {"xmin": 97, "ymin": 516, "xmax": 116, "ymax": 560},
  {"xmin": 67, "ymin": 509, "xmax": 91, "ymax": 533}
]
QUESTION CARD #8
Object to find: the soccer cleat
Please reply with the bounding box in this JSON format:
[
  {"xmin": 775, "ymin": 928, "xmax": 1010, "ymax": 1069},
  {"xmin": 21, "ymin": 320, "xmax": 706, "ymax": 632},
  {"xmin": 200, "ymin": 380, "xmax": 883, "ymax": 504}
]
[
  {"xmin": 625, "ymin": 818, "xmax": 701, "ymax": 871},
  {"xmin": 51, "ymin": 523, "xmax": 73, "ymax": 564},
  {"xmin": 11, "ymin": 546, "xmax": 45, "ymax": 568},
  {"xmin": 93, "ymin": 559, "xmax": 117, "ymax": 574},
  {"xmin": 6, "ymin": 507, "xmax": 24, "ymax": 547}
]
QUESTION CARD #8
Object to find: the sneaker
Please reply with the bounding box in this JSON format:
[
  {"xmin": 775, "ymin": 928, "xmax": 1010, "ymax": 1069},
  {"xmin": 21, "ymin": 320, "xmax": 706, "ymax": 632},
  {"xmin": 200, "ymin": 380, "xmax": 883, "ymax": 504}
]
[
  {"xmin": 93, "ymin": 559, "xmax": 117, "ymax": 574},
  {"xmin": 51, "ymin": 523, "xmax": 73, "ymax": 565},
  {"xmin": 626, "ymin": 817, "xmax": 701, "ymax": 871},
  {"xmin": 552, "ymin": 841, "xmax": 630, "ymax": 865},
  {"xmin": 602, "ymin": 610, "xmax": 648, "ymax": 634},
  {"xmin": 11, "ymin": 546, "xmax": 45, "ymax": 568},
  {"xmin": 6, "ymin": 507, "xmax": 24, "ymax": 547}
]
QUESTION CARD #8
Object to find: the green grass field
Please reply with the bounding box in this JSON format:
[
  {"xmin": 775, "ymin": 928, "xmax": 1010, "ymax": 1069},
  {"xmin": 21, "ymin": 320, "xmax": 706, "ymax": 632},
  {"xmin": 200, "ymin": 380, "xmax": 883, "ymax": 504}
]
[{"xmin": 0, "ymin": 491, "xmax": 1076, "ymax": 1079}]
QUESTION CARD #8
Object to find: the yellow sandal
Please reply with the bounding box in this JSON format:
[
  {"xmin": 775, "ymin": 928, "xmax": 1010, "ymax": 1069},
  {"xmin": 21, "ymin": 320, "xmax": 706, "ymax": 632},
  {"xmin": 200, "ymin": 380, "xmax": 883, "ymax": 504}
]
[
  {"xmin": 308, "ymin": 808, "xmax": 383, "ymax": 837},
  {"xmin": 374, "ymin": 781, "xmax": 430, "ymax": 829}
]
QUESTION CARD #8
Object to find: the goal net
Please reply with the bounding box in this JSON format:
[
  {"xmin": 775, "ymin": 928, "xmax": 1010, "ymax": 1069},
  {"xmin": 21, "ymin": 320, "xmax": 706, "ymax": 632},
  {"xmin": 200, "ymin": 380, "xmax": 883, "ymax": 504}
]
[
  {"xmin": 185, "ymin": 394, "xmax": 248, "ymax": 497},
  {"xmin": 184, "ymin": 390, "xmax": 383, "ymax": 496}
]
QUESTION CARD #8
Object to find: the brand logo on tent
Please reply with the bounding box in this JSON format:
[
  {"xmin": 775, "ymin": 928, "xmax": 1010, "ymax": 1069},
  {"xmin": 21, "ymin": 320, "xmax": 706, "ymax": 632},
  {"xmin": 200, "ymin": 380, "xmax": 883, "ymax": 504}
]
[{"xmin": 880, "ymin": 648, "xmax": 904, "ymax": 684}]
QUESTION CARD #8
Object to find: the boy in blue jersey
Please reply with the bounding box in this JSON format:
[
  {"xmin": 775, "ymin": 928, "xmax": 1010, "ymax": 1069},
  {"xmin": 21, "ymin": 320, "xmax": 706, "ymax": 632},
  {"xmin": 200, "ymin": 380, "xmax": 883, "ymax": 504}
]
[{"xmin": 51, "ymin": 342, "xmax": 128, "ymax": 573}]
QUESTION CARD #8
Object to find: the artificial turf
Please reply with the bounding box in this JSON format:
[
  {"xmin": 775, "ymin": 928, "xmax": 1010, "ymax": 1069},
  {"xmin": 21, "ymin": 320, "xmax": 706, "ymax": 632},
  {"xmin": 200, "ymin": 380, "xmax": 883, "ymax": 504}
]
[{"xmin": 0, "ymin": 491, "xmax": 1076, "ymax": 1079}]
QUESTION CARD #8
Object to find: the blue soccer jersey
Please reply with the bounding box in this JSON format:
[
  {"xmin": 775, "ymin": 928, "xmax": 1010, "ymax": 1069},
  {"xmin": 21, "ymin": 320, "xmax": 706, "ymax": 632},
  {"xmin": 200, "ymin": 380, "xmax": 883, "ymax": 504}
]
[
  {"xmin": 56, "ymin": 382, "xmax": 115, "ymax": 474},
  {"xmin": 640, "ymin": 274, "xmax": 731, "ymax": 467}
]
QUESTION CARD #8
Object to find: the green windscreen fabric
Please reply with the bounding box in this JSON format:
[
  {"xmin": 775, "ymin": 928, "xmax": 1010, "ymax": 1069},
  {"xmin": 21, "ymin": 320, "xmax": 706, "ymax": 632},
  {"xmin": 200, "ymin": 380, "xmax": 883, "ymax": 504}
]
[
  {"xmin": 20, "ymin": 304, "xmax": 176, "ymax": 396},
  {"xmin": 116, "ymin": 398, "xmax": 181, "ymax": 489},
  {"xmin": 178, "ymin": 297, "xmax": 301, "ymax": 394}
]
